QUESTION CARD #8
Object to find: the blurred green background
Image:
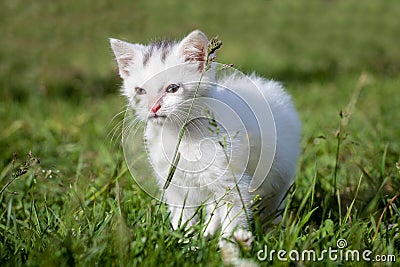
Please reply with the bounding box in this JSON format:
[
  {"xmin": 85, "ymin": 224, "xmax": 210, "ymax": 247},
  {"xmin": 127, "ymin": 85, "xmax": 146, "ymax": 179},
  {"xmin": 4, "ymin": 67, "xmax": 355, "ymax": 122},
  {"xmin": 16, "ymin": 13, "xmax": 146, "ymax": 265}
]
[
  {"xmin": 1, "ymin": 0, "xmax": 399, "ymax": 188},
  {"xmin": 1, "ymin": 1, "xmax": 400, "ymax": 265},
  {"xmin": 1, "ymin": 0, "xmax": 399, "ymax": 99},
  {"xmin": 1, "ymin": 0, "xmax": 399, "ymax": 166},
  {"xmin": 1, "ymin": 0, "xmax": 400, "ymax": 198}
]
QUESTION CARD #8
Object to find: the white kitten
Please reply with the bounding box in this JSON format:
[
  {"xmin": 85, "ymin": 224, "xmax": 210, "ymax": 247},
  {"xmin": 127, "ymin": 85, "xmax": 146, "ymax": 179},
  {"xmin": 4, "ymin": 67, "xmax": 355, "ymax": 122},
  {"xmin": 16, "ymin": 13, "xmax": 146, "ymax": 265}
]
[{"xmin": 110, "ymin": 30, "xmax": 301, "ymax": 244}]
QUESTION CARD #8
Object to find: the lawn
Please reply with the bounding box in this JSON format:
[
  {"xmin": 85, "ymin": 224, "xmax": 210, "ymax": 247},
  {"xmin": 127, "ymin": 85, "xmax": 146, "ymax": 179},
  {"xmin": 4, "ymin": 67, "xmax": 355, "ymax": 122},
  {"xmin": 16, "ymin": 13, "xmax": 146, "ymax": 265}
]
[{"xmin": 1, "ymin": 0, "xmax": 399, "ymax": 266}]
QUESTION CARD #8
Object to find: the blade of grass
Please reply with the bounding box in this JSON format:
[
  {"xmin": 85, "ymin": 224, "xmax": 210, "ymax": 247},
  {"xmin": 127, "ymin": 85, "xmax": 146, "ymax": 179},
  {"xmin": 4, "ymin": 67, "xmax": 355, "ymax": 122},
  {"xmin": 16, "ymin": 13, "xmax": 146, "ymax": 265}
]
[
  {"xmin": 163, "ymin": 37, "xmax": 222, "ymax": 190},
  {"xmin": 372, "ymin": 194, "xmax": 398, "ymax": 241},
  {"xmin": 341, "ymin": 173, "xmax": 363, "ymax": 230}
]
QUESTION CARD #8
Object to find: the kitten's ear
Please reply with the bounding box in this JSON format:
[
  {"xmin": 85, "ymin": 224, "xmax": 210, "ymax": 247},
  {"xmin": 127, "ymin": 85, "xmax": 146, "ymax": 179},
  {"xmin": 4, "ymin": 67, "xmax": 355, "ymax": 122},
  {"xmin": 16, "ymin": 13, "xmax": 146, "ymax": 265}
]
[
  {"xmin": 110, "ymin": 38, "xmax": 142, "ymax": 78},
  {"xmin": 179, "ymin": 30, "xmax": 209, "ymax": 63}
]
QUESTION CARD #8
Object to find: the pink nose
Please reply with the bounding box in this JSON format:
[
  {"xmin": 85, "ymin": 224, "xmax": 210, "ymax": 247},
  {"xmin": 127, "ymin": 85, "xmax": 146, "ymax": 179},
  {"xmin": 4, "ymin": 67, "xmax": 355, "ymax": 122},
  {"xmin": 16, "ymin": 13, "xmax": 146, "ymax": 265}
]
[{"xmin": 151, "ymin": 103, "xmax": 161, "ymax": 114}]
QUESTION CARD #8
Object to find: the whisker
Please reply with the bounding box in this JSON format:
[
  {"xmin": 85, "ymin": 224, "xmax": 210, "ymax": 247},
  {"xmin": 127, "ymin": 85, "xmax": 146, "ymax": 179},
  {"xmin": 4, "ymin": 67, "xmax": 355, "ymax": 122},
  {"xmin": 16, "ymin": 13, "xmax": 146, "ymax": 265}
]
[
  {"xmin": 107, "ymin": 104, "xmax": 146, "ymax": 150},
  {"xmin": 107, "ymin": 106, "xmax": 130, "ymax": 150},
  {"xmin": 122, "ymin": 116, "xmax": 143, "ymax": 143}
]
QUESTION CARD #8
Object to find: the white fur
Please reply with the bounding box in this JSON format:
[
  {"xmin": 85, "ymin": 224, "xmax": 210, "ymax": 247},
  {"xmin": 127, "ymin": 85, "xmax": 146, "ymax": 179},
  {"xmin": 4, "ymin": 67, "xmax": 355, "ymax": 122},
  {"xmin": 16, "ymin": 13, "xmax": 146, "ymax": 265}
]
[{"xmin": 110, "ymin": 30, "xmax": 301, "ymax": 242}]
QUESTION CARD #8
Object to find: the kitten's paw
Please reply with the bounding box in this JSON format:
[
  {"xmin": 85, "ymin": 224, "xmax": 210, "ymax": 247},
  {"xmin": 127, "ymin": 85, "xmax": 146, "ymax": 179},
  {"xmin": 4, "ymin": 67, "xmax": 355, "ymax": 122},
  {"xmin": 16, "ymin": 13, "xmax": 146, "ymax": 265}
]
[
  {"xmin": 233, "ymin": 229, "xmax": 253, "ymax": 248},
  {"xmin": 219, "ymin": 241, "xmax": 239, "ymax": 265},
  {"xmin": 220, "ymin": 241, "xmax": 258, "ymax": 267}
]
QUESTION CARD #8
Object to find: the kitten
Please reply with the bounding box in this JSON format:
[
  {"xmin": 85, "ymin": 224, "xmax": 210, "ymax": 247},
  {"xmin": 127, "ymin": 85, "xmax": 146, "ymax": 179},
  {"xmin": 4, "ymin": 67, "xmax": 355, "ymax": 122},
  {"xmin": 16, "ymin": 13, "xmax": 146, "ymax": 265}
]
[{"xmin": 110, "ymin": 30, "xmax": 301, "ymax": 245}]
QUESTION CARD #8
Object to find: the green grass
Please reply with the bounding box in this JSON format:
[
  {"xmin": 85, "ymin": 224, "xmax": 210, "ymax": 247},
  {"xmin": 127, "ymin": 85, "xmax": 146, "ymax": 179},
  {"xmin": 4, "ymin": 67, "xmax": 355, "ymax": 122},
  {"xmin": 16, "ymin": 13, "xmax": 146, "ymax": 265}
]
[{"xmin": 1, "ymin": 0, "xmax": 399, "ymax": 266}]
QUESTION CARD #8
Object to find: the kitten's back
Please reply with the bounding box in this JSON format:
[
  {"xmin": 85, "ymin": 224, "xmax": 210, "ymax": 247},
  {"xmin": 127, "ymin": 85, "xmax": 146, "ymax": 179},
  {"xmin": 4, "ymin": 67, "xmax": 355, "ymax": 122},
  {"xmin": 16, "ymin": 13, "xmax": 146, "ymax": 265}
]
[{"xmin": 215, "ymin": 73, "xmax": 301, "ymax": 219}]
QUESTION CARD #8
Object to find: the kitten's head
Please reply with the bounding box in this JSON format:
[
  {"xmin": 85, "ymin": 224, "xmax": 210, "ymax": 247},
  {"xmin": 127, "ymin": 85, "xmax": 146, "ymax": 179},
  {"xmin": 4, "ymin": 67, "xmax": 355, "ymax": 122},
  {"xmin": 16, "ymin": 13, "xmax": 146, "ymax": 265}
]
[{"xmin": 110, "ymin": 30, "xmax": 213, "ymax": 125}]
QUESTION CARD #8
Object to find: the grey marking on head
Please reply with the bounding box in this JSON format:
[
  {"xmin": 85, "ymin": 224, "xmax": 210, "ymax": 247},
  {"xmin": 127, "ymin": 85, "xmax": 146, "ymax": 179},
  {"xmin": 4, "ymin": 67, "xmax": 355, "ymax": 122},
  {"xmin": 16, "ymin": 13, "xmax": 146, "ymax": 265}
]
[
  {"xmin": 142, "ymin": 39, "xmax": 176, "ymax": 66},
  {"xmin": 142, "ymin": 45, "xmax": 154, "ymax": 66}
]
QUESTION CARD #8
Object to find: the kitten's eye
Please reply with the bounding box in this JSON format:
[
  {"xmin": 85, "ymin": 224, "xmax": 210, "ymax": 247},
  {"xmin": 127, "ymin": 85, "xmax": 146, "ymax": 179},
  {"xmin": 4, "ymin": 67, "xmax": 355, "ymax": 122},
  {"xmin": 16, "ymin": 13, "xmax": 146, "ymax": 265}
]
[
  {"xmin": 166, "ymin": 83, "xmax": 180, "ymax": 93},
  {"xmin": 135, "ymin": 87, "xmax": 146, "ymax": 95}
]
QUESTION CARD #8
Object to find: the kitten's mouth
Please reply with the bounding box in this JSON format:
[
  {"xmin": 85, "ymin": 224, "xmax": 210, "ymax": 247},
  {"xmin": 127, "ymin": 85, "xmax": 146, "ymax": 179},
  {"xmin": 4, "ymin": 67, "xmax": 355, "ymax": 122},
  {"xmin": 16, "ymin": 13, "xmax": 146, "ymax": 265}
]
[
  {"xmin": 148, "ymin": 114, "xmax": 167, "ymax": 122},
  {"xmin": 149, "ymin": 114, "xmax": 167, "ymax": 118}
]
